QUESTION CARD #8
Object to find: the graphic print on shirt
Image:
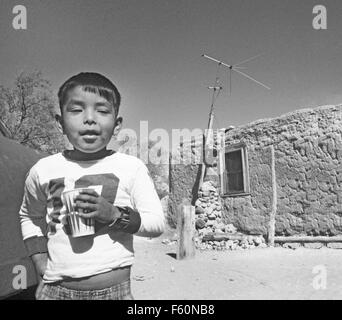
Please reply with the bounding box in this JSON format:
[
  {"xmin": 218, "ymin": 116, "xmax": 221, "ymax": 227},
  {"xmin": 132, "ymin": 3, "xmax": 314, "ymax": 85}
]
[
  {"xmin": 48, "ymin": 177, "xmax": 65, "ymax": 234},
  {"xmin": 48, "ymin": 173, "xmax": 119, "ymax": 235}
]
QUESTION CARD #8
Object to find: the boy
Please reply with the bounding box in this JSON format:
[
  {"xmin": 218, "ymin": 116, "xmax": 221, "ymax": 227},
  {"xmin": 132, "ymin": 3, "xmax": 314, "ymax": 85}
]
[{"xmin": 19, "ymin": 72, "xmax": 165, "ymax": 300}]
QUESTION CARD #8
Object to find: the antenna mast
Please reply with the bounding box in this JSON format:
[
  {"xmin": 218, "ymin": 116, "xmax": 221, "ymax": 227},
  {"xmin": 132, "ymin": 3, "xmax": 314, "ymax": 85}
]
[{"xmin": 198, "ymin": 53, "xmax": 270, "ymax": 189}]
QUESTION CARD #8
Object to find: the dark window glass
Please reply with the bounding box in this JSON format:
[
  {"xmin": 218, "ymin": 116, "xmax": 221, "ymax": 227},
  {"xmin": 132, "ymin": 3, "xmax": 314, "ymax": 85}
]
[{"xmin": 225, "ymin": 150, "xmax": 244, "ymax": 193}]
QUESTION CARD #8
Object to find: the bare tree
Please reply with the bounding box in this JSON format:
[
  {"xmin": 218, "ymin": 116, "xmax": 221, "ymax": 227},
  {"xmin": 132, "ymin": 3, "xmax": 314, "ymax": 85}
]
[{"xmin": 0, "ymin": 71, "xmax": 64, "ymax": 153}]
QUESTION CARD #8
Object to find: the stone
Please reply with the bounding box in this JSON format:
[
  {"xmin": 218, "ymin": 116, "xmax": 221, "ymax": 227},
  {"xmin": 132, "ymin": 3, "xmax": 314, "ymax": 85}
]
[
  {"xmin": 209, "ymin": 203, "xmax": 217, "ymax": 210},
  {"xmin": 258, "ymin": 243, "xmax": 267, "ymax": 248},
  {"xmin": 195, "ymin": 206, "xmax": 204, "ymax": 214},
  {"xmin": 224, "ymin": 224, "xmax": 237, "ymax": 234},
  {"xmin": 206, "ymin": 207, "xmax": 214, "ymax": 215},
  {"xmin": 202, "ymin": 190, "xmax": 210, "ymax": 197},
  {"xmin": 283, "ymin": 242, "xmax": 302, "ymax": 250},
  {"xmin": 206, "ymin": 220, "xmax": 215, "ymax": 227},
  {"xmin": 195, "ymin": 218, "xmax": 206, "ymax": 229},
  {"xmin": 201, "ymin": 181, "xmax": 216, "ymax": 193},
  {"xmin": 241, "ymin": 242, "xmax": 249, "ymax": 249},
  {"xmin": 327, "ymin": 243, "xmax": 342, "ymax": 249},
  {"xmin": 200, "ymin": 228, "xmax": 209, "ymax": 236},
  {"xmin": 226, "ymin": 240, "xmax": 234, "ymax": 247},
  {"xmin": 240, "ymin": 239, "xmax": 248, "ymax": 247},
  {"xmin": 253, "ymin": 236, "xmax": 264, "ymax": 245},
  {"xmin": 208, "ymin": 213, "xmax": 216, "ymax": 220},
  {"xmin": 215, "ymin": 222, "xmax": 225, "ymax": 231},
  {"xmin": 247, "ymin": 235, "xmax": 255, "ymax": 244},
  {"xmin": 195, "ymin": 199, "xmax": 202, "ymax": 207},
  {"xmin": 304, "ymin": 242, "xmax": 323, "ymax": 249},
  {"xmin": 232, "ymin": 243, "xmax": 239, "ymax": 250}
]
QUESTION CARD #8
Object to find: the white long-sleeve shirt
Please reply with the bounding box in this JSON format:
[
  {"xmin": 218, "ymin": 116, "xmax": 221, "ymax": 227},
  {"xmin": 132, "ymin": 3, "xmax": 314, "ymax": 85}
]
[{"xmin": 19, "ymin": 151, "xmax": 165, "ymax": 283}]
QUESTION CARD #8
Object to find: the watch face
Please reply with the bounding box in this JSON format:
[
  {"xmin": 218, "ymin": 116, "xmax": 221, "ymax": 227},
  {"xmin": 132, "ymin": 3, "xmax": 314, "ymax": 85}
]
[{"xmin": 118, "ymin": 206, "xmax": 129, "ymax": 214}]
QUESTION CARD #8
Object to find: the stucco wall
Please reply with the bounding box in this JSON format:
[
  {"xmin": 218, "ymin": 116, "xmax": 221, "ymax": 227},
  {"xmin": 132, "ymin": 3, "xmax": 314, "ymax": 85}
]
[{"xmin": 222, "ymin": 147, "xmax": 273, "ymax": 235}]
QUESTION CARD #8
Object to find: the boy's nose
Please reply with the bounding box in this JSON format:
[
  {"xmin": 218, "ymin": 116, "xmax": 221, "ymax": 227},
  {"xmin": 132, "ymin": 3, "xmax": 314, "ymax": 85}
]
[{"xmin": 83, "ymin": 109, "xmax": 96, "ymax": 124}]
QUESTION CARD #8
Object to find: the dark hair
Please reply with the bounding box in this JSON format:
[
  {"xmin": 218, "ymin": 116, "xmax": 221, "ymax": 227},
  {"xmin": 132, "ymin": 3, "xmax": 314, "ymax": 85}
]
[{"xmin": 58, "ymin": 72, "xmax": 121, "ymax": 115}]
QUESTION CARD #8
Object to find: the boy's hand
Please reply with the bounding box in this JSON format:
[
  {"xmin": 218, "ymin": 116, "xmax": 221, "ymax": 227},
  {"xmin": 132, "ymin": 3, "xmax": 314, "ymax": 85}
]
[
  {"xmin": 75, "ymin": 189, "xmax": 121, "ymax": 224},
  {"xmin": 31, "ymin": 252, "xmax": 47, "ymax": 300}
]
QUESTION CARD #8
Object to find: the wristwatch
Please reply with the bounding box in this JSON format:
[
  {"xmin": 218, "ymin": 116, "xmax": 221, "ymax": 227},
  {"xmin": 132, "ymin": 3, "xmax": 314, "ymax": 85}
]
[{"xmin": 108, "ymin": 206, "xmax": 130, "ymax": 228}]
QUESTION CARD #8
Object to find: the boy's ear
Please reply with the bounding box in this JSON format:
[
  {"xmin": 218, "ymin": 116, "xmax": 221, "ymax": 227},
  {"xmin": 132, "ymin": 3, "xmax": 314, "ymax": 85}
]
[
  {"xmin": 55, "ymin": 114, "xmax": 64, "ymax": 134},
  {"xmin": 113, "ymin": 116, "xmax": 123, "ymax": 137}
]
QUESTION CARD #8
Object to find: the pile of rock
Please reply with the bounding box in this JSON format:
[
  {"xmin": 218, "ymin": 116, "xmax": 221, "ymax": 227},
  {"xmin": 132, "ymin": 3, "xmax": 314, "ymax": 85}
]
[
  {"xmin": 194, "ymin": 181, "xmax": 267, "ymax": 250},
  {"xmin": 195, "ymin": 234, "xmax": 267, "ymax": 251},
  {"xmin": 195, "ymin": 181, "xmax": 224, "ymax": 231}
]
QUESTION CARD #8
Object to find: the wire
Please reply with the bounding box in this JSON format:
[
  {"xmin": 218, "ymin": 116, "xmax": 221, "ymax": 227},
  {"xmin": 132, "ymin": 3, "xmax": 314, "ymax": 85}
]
[{"xmin": 234, "ymin": 53, "xmax": 263, "ymax": 67}]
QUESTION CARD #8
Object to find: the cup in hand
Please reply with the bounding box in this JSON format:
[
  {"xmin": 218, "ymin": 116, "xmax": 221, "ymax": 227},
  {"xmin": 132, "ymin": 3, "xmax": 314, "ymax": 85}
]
[{"xmin": 62, "ymin": 188, "xmax": 95, "ymax": 237}]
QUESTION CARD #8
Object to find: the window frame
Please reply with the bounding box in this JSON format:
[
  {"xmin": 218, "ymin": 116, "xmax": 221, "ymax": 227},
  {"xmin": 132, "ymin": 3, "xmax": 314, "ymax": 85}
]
[{"xmin": 219, "ymin": 142, "xmax": 250, "ymax": 197}]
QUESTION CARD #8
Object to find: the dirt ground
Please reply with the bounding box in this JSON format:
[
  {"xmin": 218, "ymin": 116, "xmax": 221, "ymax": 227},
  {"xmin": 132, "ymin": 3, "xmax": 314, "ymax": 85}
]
[{"xmin": 131, "ymin": 230, "xmax": 342, "ymax": 300}]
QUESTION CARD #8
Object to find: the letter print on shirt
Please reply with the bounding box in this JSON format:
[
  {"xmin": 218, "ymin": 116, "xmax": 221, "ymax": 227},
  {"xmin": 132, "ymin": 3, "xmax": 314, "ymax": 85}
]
[{"xmin": 48, "ymin": 173, "xmax": 119, "ymax": 235}]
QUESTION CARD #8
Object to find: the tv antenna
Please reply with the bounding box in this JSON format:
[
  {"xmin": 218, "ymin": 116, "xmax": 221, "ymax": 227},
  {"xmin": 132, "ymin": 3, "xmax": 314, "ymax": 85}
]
[{"xmin": 198, "ymin": 53, "xmax": 270, "ymax": 189}]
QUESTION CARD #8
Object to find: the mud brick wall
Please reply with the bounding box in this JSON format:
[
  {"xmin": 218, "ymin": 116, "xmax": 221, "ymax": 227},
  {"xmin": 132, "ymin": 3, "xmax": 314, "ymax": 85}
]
[
  {"xmin": 225, "ymin": 105, "xmax": 342, "ymax": 236},
  {"xmin": 168, "ymin": 163, "xmax": 200, "ymax": 227},
  {"xmin": 169, "ymin": 105, "xmax": 342, "ymax": 236}
]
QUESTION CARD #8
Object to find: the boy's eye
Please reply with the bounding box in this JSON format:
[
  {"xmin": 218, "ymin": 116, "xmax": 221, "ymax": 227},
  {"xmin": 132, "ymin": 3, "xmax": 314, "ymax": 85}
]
[
  {"xmin": 68, "ymin": 105, "xmax": 83, "ymax": 112},
  {"xmin": 97, "ymin": 109, "xmax": 110, "ymax": 114}
]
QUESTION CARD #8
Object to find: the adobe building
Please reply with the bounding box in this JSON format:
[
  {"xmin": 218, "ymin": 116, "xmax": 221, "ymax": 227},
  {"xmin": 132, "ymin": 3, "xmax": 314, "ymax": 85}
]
[{"xmin": 169, "ymin": 104, "xmax": 342, "ymax": 241}]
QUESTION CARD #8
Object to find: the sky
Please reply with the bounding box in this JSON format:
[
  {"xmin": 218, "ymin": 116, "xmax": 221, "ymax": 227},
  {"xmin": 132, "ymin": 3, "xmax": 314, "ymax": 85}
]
[{"xmin": 1, "ymin": 0, "xmax": 342, "ymax": 139}]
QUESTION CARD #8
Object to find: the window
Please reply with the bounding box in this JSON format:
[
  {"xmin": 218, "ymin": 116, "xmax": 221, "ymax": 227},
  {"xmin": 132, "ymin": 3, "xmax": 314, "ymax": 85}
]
[{"xmin": 220, "ymin": 144, "xmax": 250, "ymax": 196}]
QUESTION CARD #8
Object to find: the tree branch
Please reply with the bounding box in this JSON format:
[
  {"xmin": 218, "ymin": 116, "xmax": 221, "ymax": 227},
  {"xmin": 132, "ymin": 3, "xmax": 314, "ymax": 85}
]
[
  {"xmin": 20, "ymin": 127, "xmax": 35, "ymax": 144},
  {"xmin": 18, "ymin": 85, "xmax": 27, "ymax": 128},
  {"xmin": 0, "ymin": 118, "xmax": 12, "ymax": 138},
  {"xmin": 21, "ymin": 133, "xmax": 52, "ymax": 144}
]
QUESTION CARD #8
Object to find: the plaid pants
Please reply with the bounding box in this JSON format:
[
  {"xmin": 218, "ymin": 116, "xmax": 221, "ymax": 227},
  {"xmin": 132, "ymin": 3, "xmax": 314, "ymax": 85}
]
[{"xmin": 37, "ymin": 279, "xmax": 134, "ymax": 300}]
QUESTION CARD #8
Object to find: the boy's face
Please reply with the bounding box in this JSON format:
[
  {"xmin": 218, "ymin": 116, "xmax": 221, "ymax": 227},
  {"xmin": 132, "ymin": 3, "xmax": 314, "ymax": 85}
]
[{"xmin": 60, "ymin": 86, "xmax": 118, "ymax": 154}]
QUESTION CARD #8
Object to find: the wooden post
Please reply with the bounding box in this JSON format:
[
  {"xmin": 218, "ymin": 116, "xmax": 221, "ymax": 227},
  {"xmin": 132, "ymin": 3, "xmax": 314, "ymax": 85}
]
[
  {"xmin": 268, "ymin": 145, "xmax": 277, "ymax": 246},
  {"xmin": 274, "ymin": 236, "xmax": 342, "ymax": 243},
  {"xmin": 177, "ymin": 199, "xmax": 196, "ymax": 260}
]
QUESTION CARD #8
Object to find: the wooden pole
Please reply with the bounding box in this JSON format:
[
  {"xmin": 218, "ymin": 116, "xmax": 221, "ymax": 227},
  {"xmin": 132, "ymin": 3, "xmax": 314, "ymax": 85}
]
[
  {"xmin": 198, "ymin": 86, "xmax": 222, "ymax": 190},
  {"xmin": 177, "ymin": 200, "xmax": 196, "ymax": 260},
  {"xmin": 268, "ymin": 145, "xmax": 276, "ymax": 246},
  {"xmin": 202, "ymin": 233, "xmax": 248, "ymax": 242},
  {"xmin": 275, "ymin": 236, "xmax": 342, "ymax": 243}
]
